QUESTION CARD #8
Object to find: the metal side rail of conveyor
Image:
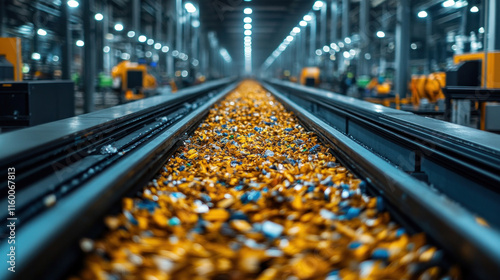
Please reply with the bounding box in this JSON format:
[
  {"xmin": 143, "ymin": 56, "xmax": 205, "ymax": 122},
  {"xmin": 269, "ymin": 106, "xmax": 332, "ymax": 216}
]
[
  {"xmin": 0, "ymin": 78, "xmax": 238, "ymax": 279},
  {"xmin": 265, "ymin": 79, "xmax": 500, "ymax": 229},
  {"xmin": 262, "ymin": 81, "xmax": 500, "ymax": 280}
]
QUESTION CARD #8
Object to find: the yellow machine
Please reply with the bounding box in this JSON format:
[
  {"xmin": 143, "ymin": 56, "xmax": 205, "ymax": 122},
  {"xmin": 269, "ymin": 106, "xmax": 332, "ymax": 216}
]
[
  {"xmin": 364, "ymin": 77, "xmax": 396, "ymax": 107},
  {"xmin": 0, "ymin": 38, "xmax": 23, "ymax": 81},
  {"xmin": 450, "ymin": 52, "xmax": 500, "ymax": 130},
  {"xmin": 366, "ymin": 77, "xmax": 391, "ymax": 95},
  {"xmin": 300, "ymin": 67, "xmax": 320, "ymax": 87},
  {"xmin": 409, "ymin": 72, "xmax": 446, "ymax": 107},
  {"xmin": 111, "ymin": 61, "xmax": 157, "ymax": 101}
]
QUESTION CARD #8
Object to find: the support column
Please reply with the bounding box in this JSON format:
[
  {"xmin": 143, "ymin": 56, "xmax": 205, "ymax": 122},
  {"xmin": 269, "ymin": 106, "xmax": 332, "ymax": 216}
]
[
  {"xmin": 0, "ymin": 0, "xmax": 6, "ymax": 36},
  {"xmin": 342, "ymin": 0, "xmax": 349, "ymax": 42},
  {"xmin": 330, "ymin": 0, "xmax": 338, "ymax": 77},
  {"xmin": 167, "ymin": 0, "xmax": 175, "ymax": 75},
  {"xmin": 60, "ymin": 0, "xmax": 72, "ymax": 80},
  {"xmin": 200, "ymin": 31, "xmax": 208, "ymax": 76},
  {"xmin": 359, "ymin": 0, "xmax": 369, "ymax": 75},
  {"xmin": 176, "ymin": 0, "xmax": 183, "ymax": 54},
  {"xmin": 330, "ymin": 0, "xmax": 338, "ymax": 45},
  {"xmin": 192, "ymin": 10, "xmax": 199, "ymax": 61},
  {"xmin": 184, "ymin": 12, "xmax": 190, "ymax": 57},
  {"xmin": 487, "ymin": 0, "xmax": 500, "ymax": 51},
  {"xmin": 426, "ymin": 15, "xmax": 432, "ymax": 74},
  {"xmin": 395, "ymin": 0, "xmax": 410, "ymax": 98},
  {"xmin": 155, "ymin": 1, "xmax": 162, "ymax": 46},
  {"xmin": 339, "ymin": 0, "xmax": 350, "ymax": 73},
  {"xmin": 155, "ymin": 0, "xmax": 162, "ymax": 72},
  {"xmin": 96, "ymin": 2, "xmax": 105, "ymax": 73},
  {"xmin": 301, "ymin": 25, "xmax": 307, "ymax": 69},
  {"xmin": 320, "ymin": 3, "xmax": 327, "ymax": 49},
  {"xmin": 309, "ymin": 16, "xmax": 316, "ymax": 65},
  {"xmin": 83, "ymin": 0, "xmax": 96, "ymax": 113},
  {"xmin": 103, "ymin": 3, "xmax": 111, "ymax": 74},
  {"xmin": 296, "ymin": 32, "xmax": 301, "ymax": 77},
  {"xmin": 132, "ymin": 0, "xmax": 140, "ymax": 60}
]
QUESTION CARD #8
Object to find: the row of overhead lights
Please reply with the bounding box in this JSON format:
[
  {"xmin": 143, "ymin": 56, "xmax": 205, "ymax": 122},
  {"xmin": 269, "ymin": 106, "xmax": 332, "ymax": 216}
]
[
  {"xmin": 264, "ymin": 1, "xmax": 326, "ymax": 67},
  {"xmin": 32, "ymin": 1, "xmax": 206, "ymax": 67},
  {"xmin": 418, "ymin": 1, "xmax": 479, "ymax": 18},
  {"xmin": 244, "ymin": 8, "xmax": 252, "ymax": 73},
  {"xmin": 33, "ymin": 1, "xmax": 202, "ymax": 61},
  {"xmin": 265, "ymin": 0, "xmax": 479, "ymax": 69},
  {"xmin": 56, "ymin": 1, "xmax": 199, "ymax": 55},
  {"xmin": 263, "ymin": 0, "xmax": 386, "ymax": 68}
]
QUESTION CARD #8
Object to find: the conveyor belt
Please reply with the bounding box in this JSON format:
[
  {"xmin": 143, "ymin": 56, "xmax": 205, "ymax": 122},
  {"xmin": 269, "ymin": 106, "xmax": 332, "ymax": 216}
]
[{"xmin": 1, "ymin": 79, "xmax": 499, "ymax": 279}]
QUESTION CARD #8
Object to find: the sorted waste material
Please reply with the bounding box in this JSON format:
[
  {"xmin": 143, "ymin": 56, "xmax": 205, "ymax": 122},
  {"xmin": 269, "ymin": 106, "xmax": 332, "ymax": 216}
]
[{"xmin": 76, "ymin": 81, "xmax": 459, "ymax": 280}]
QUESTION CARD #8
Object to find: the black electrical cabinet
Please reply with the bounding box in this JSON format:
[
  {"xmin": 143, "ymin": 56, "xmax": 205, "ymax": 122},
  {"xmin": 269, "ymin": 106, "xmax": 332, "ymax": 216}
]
[
  {"xmin": 446, "ymin": 60, "xmax": 482, "ymax": 87},
  {"xmin": 0, "ymin": 80, "xmax": 74, "ymax": 129},
  {"xmin": 0, "ymin": 55, "xmax": 14, "ymax": 81}
]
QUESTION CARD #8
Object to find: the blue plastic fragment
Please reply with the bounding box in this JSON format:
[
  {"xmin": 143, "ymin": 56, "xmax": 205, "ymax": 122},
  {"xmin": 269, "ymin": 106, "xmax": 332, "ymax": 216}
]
[
  {"xmin": 396, "ymin": 228, "xmax": 406, "ymax": 237},
  {"xmin": 346, "ymin": 207, "xmax": 361, "ymax": 220},
  {"xmin": 264, "ymin": 150, "xmax": 275, "ymax": 157},
  {"xmin": 348, "ymin": 242, "xmax": 362, "ymax": 249},
  {"xmin": 170, "ymin": 192, "xmax": 186, "ymax": 199},
  {"xmin": 262, "ymin": 221, "xmax": 284, "ymax": 239},
  {"xmin": 240, "ymin": 193, "xmax": 249, "ymax": 204},
  {"xmin": 326, "ymin": 162, "xmax": 338, "ymax": 168},
  {"xmin": 372, "ymin": 248, "xmax": 390, "ymax": 260},
  {"xmin": 200, "ymin": 193, "xmax": 212, "ymax": 202},
  {"xmin": 230, "ymin": 211, "xmax": 249, "ymax": 221},
  {"xmin": 376, "ymin": 197, "xmax": 385, "ymax": 212},
  {"xmin": 136, "ymin": 200, "xmax": 159, "ymax": 213},
  {"xmin": 179, "ymin": 165, "xmax": 186, "ymax": 171},
  {"xmin": 341, "ymin": 189, "xmax": 350, "ymax": 199},
  {"xmin": 325, "ymin": 270, "xmax": 340, "ymax": 280},
  {"xmin": 339, "ymin": 201, "xmax": 350, "ymax": 210},
  {"xmin": 168, "ymin": 217, "xmax": 181, "ymax": 226},
  {"xmin": 284, "ymin": 128, "xmax": 293, "ymax": 132},
  {"xmin": 247, "ymin": 190, "xmax": 261, "ymax": 202},
  {"xmin": 320, "ymin": 209, "xmax": 336, "ymax": 220},
  {"xmin": 124, "ymin": 211, "xmax": 138, "ymax": 225},
  {"xmin": 309, "ymin": 144, "xmax": 321, "ymax": 153}
]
